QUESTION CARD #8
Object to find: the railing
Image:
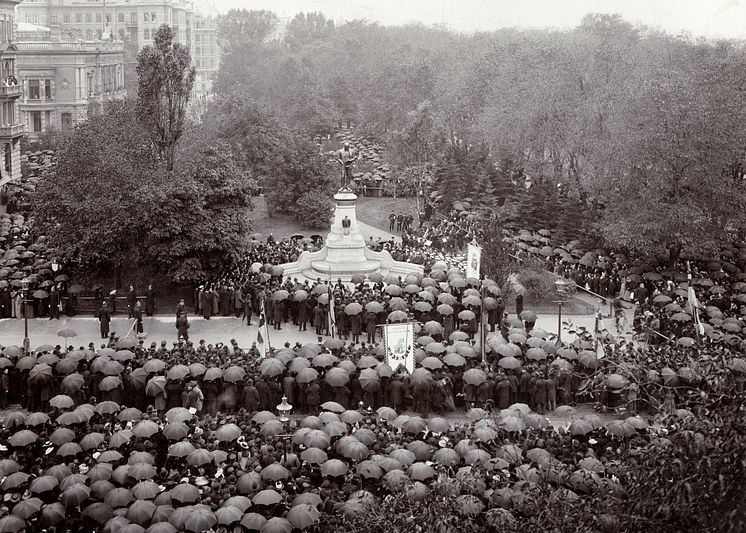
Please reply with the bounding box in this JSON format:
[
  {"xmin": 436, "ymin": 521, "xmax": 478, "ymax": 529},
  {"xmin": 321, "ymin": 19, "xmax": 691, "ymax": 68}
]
[
  {"xmin": 0, "ymin": 85, "xmax": 21, "ymax": 98},
  {"xmin": 15, "ymin": 41, "xmax": 124, "ymax": 52},
  {"xmin": 0, "ymin": 124, "xmax": 25, "ymax": 137}
]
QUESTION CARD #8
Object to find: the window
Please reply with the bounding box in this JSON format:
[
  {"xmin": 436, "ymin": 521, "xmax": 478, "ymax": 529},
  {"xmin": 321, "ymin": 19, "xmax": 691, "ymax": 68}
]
[
  {"xmin": 51, "ymin": 14, "xmax": 57, "ymax": 23},
  {"xmin": 196, "ymin": 46, "xmax": 201, "ymax": 56},
  {"xmin": 33, "ymin": 14, "xmax": 38, "ymax": 24},
  {"xmin": 118, "ymin": 13, "xmax": 124, "ymax": 23},
  {"xmin": 75, "ymin": 13, "xmax": 82, "ymax": 23},
  {"xmin": 144, "ymin": 28, "xmax": 149, "ymax": 40},
  {"xmin": 86, "ymin": 13, "xmax": 91, "ymax": 23},
  {"xmin": 61, "ymin": 113, "xmax": 72, "ymax": 130},
  {"xmin": 64, "ymin": 14, "xmax": 70, "ymax": 23},
  {"xmin": 31, "ymin": 112, "xmax": 41, "ymax": 132},
  {"xmin": 151, "ymin": 12, "xmax": 156, "ymax": 22},
  {"xmin": 85, "ymin": 29, "xmax": 92, "ymax": 40},
  {"xmin": 96, "ymin": 13, "xmax": 101, "ymax": 23},
  {"xmin": 196, "ymin": 59, "xmax": 201, "ymax": 68},
  {"xmin": 130, "ymin": 13, "xmax": 136, "ymax": 23},
  {"xmin": 143, "ymin": 12, "xmax": 149, "ymax": 22},
  {"xmin": 44, "ymin": 80, "xmax": 51, "ymax": 99},
  {"xmin": 29, "ymin": 80, "xmax": 40, "ymax": 99},
  {"xmin": 106, "ymin": 13, "xmax": 111, "ymax": 23},
  {"xmin": 4, "ymin": 143, "xmax": 10, "ymax": 174}
]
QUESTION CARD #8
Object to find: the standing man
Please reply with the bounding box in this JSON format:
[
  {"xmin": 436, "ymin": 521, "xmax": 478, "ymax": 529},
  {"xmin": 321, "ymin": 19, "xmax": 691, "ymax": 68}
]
[
  {"xmin": 335, "ymin": 141, "xmax": 359, "ymax": 189},
  {"xmin": 49, "ymin": 285, "xmax": 60, "ymax": 320},
  {"xmin": 127, "ymin": 285, "xmax": 137, "ymax": 318},
  {"xmin": 98, "ymin": 301, "xmax": 111, "ymax": 339},
  {"xmin": 145, "ymin": 284, "xmax": 156, "ymax": 316},
  {"xmin": 133, "ymin": 301, "xmax": 144, "ymax": 335},
  {"xmin": 388, "ymin": 212, "xmax": 396, "ymax": 232}
]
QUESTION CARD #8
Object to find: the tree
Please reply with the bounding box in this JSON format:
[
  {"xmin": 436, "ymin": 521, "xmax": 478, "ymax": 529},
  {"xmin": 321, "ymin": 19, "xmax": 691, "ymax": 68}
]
[
  {"xmin": 217, "ymin": 9, "xmax": 278, "ymax": 53},
  {"xmin": 295, "ymin": 190, "xmax": 334, "ymax": 229},
  {"xmin": 285, "ymin": 12, "xmax": 335, "ymax": 51},
  {"xmin": 33, "ymin": 100, "xmax": 157, "ymax": 287},
  {"xmin": 144, "ymin": 133, "xmax": 255, "ymax": 281},
  {"xmin": 136, "ymin": 24, "xmax": 196, "ymax": 172},
  {"xmin": 34, "ymin": 100, "xmax": 254, "ymax": 284}
]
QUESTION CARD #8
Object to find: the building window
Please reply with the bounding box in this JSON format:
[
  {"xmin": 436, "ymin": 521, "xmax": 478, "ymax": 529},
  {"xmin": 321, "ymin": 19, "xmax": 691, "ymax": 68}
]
[
  {"xmin": 31, "ymin": 112, "xmax": 41, "ymax": 132},
  {"xmin": 130, "ymin": 13, "xmax": 136, "ymax": 23},
  {"xmin": 86, "ymin": 13, "xmax": 91, "ymax": 23},
  {"xmin": 61, "ymin": 113, "xmax": 72, "ymax": 130},
  {"xmin": 51, "ymin": 14, "xmax": 57, "ymax": 24},
  {"xmin": 96, "ymin": 13, "xmax": 101, "ymax": 23},
  {"xmin": 118, "ymin": 13, "xmax": 124, "ymax": 23},
  {"xmin": 28, "ymin": 80, "xmax": 40, "ymax": 100},
  {"xmin": 144, "ymin": 29, "xmax": 149, "ymax": 40},
  {"xmin": 64, "ymin": 14, "xmax": 70, "ymax": 23},
  {"xmin": 106, "ymin": 13, "xmax": 111, "ymax": 23},
  {"xmin": 44, "ymin": 80, "xmax": 51, "ymax": 99},
  {"xmin": 86, "ymin": 29, "xmax": 92, "ymax": 40},
  {"xmin": 76, "ymin": 13, "xmax": 82, "ymax": 23},
  {"xmin": 151, "ymin": 12, "xmax": 156, "ymax": 22},
  {"xmin": 33, "ymin": 14, "xmax": 38, "ymax": 24},
  {"xmin": 4, "ymin": 143, "xmax": 10, "ymax": 174},
  {"xmin": 144, "ymin": 12, "xmax": 149, "ymax": 22}
]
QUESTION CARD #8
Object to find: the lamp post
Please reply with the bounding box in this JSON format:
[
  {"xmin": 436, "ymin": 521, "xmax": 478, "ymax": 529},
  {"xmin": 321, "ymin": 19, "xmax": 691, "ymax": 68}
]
[
  {"xmin": 21, "ymin": 278, "xmax": 30, "ymax": 354},
  {"xmin": 277, "ymin": 396, "xmax": 293, "ymax": 463},
  {"xmin": 553, "ymin": 278, "xmax": 570, "ymax": 345}
]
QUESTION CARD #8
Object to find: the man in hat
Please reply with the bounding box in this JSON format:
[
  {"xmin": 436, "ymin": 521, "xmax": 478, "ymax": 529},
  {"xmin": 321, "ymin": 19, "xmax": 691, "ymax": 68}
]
[
  {"xmin": 98, "ymin": 301, "xmax": 111, "ymax": 339},
  {"xmin": 186, "ymin": 381, "xmax": 204, "ymax": 414}
]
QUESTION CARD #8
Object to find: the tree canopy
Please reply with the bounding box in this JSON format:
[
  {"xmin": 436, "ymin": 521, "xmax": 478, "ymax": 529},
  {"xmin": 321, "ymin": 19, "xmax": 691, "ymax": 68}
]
[
  {"xmin": 214, "ymin": 11, "xmax": 746, "ymax": 258},
  {"xmin": 34, "ymin": 99, "xmax": 252, "ymax": 284}
]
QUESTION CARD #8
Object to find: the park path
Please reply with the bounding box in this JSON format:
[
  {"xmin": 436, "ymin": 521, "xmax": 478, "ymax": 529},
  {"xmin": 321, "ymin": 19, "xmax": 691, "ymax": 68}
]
[{"xmin": 356, "ymin": 220, "xmax": 400, "ymax": 245}]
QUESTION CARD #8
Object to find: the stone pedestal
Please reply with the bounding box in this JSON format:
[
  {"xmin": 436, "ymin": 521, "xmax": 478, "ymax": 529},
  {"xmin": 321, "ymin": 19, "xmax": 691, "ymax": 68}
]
[{"xmin": 280, "ymin": 189, "xmax": 423, "ymax": 282}]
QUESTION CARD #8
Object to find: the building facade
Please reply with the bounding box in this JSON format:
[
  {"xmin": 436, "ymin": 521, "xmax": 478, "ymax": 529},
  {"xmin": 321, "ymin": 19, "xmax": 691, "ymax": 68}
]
[
  {"xmin": 191, "ymin": 13, "xmax": 218, "ymax": 101},
  {"xmin": 15, "ymin": 33, "xmax": 125, "ymax": 138},
  {"xmin": 0, "ymin": 0, "xmax": 24, "ymax": 184},
  {"xmin": 17, "ymin": 0, "xmax": 220, "ymax": 99},
  {"xmin": 17, "ymin": 0, "xmax": 194, "ymax": 49}
]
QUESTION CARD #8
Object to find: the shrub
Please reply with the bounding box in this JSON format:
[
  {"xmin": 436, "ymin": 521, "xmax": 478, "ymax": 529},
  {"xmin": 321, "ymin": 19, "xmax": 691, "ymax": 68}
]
[{"xmin": 295, "ymin": 190, "xmax": 334, "ymax": 229}]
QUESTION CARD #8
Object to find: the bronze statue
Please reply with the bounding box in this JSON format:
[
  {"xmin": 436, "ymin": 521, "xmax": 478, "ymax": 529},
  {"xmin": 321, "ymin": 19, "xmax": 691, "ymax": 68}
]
[{"xmin": 335, "ymin": 141, "xmax": 359, "ymax": 190}]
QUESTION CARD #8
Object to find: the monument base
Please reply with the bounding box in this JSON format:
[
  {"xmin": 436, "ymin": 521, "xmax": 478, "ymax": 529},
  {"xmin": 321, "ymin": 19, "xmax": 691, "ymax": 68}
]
[{"xmin": 280, "ymin": 190, "xmax": 423, "ymax": 282}]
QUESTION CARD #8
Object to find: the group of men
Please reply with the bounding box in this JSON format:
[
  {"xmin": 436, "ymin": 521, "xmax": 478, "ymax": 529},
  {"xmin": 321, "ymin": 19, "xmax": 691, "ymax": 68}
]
[{"xmin": 388, "ymin": 212, "xmax": 415, "ymax": 232}]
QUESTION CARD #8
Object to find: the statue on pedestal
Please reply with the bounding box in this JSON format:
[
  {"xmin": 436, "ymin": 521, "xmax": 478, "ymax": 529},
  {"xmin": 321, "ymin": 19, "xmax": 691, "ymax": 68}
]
[{"xmin": 335, "ymin": 141, "xmax": 359, "ymax": 191}]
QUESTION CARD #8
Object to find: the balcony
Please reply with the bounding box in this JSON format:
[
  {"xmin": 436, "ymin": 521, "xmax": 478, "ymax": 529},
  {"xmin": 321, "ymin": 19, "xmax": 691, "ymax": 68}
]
[
  {"xmin": 0, "ymin": 85, "xmax": 21, "ymax": 98},
  {"xmin": 0, "ymin": 124, "xmax": 25, "ymax": 138}
]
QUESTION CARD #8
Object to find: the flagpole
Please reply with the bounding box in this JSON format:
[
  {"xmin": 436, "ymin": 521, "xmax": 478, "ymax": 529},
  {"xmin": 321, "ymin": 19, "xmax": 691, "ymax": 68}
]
[{"xmin": 260, "ymin": 294, "xmax": 271, "ymax": 357}]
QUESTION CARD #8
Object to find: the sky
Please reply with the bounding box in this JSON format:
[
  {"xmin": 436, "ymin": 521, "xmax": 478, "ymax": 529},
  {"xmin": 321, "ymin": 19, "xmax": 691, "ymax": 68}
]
[{"xmin": 195, "ymin": 0, "xmax": 746, "ymax": 40}]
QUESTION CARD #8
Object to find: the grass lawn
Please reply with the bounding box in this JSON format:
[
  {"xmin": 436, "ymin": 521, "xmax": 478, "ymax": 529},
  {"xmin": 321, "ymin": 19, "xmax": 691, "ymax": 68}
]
[
  {"xmin": 355, "ymin": 196, "xmax": 416, "ymax": 232},
  {"xmin": 250, "ymin": 195, "xmax": 416, "ymax": 238}
]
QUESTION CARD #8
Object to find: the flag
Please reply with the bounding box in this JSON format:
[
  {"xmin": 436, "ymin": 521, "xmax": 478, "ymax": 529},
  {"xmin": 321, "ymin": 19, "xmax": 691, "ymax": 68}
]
[
  {"xmin": 327, "ymin": 288, "xmax": 336, "ymax": 338},
  {"xmin": 257, "ymin": 297, "xmax": 270, "ymax": 357},
  {"xmin": 687, "ymin": 285, "xmax": 705, "ymax": 336}
]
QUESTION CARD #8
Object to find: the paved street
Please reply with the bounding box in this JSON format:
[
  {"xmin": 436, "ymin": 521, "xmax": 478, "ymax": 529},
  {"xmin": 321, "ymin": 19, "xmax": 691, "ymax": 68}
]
[{"xmin": 0, "ymin": 312, "xmax": 601, "ymax": 351}]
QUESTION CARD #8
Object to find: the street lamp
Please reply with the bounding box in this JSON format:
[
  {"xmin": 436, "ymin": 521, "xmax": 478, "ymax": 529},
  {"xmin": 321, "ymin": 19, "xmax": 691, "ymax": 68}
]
[
  {"xmin": 277, "ymin": 396, "xmax": 293, "ymax": 423},
  {"xmin": 21, "ymin": 278, "xmax": 30, "ymax": 354},
  {"xmin": 553, "ymin": 278, "xmax": 570, "ymax": 345}
]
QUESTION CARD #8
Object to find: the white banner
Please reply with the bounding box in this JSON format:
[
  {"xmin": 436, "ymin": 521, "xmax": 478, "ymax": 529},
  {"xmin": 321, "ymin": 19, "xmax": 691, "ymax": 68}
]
[
  {"xmin": 384, "ymin": 323, "xmax": 415, "ymax": 374},
  {"xmin": 466, "ymin": 242, "xmax": 482, "ymax": 279}
]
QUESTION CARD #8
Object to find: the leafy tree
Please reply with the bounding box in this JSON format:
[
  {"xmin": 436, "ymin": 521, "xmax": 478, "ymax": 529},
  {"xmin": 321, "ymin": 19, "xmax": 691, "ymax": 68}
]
[
  {"xmin": 285, "ymin": 12, "xmax": 335, "ymax": 51},
  {"xmin": 34, "ymin": 100, "xmax": 253, "ymax": 284},
  {"xmin": 204, "ymin": 90, "xmax": 334, "ymax": 218},
  {"xmin": 217, "ymin": 9, "xmax": 279, "ymax": 53},
  {"xmin": 295, "ymin": 190, "xmax": 334, "ymax": 229},
  {"xmin": 32, "ymin": 100, "xmax": 156, "ymax": 287},
  {"xmin": 136, "ymin": 24, "xmax": 196, "ymax": 172}
]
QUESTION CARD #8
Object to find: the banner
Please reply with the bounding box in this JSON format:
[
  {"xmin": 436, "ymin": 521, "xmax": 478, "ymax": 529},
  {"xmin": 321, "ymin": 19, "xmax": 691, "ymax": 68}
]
[
  {"xmin": 384, "ymin": 323, "xmax": 415, "ymax": 374},
  {"xmin": 257, "ymin": 297, "xmax": 270, "ymax": 358},
  {"xmin": 466, "ymin": 241, "xmax": 482, "ymax": 279}
]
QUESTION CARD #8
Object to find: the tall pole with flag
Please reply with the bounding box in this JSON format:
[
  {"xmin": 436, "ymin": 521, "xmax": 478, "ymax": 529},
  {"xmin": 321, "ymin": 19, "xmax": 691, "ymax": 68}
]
[
  {"xmin": 327, "ymin": 282, "xmax": 336, "ymax": 338},
  {"xmin": 686, "ymin": 263, "xmax": 703, "ymax": 344},
  {"xmin": 257, "ymin": 294, "xmax": 271, "ymax": 357}
]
